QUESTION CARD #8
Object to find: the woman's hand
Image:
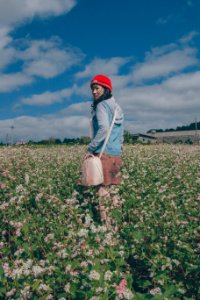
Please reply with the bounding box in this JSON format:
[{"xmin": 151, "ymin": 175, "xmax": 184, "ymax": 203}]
[{"xmin": 84, "ymin": 152, "xmax": 93, "ymax": 160}]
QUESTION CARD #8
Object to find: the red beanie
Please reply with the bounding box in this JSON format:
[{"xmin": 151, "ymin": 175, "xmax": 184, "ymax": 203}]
[{"xmin": 90, "ymin": 74, "xmax": 112, "ymax": 92}]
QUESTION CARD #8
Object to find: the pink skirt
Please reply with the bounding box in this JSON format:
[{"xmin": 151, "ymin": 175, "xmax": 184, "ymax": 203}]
[{"xmin": 95, "ymin": 153, "xmax": 122, "ymax": 186}]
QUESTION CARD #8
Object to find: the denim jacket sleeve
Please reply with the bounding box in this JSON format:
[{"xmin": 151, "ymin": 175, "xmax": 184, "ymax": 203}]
[{"xmin": 87, "ymin": 103, "xmax": 110, "ymax": 153}]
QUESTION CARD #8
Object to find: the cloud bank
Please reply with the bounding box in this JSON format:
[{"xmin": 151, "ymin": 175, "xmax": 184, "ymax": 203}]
[
  {"xmin": 0, "ymin": 0, "xmax": 77, "ymax": 29},
  {"xmin": 0, "ymin": 0, "xmax": 199, "ymax": 142}
]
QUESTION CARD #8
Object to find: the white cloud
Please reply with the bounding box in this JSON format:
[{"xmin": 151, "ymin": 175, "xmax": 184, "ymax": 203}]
[
  {"xmin": 0, "ymin": 101, "xmax": 92, "ymax": 142},
  {"xmin": 76, "ymin": 57, "xmax": 132, "ymax": 78},
  {"xmin": 164, "ymin": 70, "xmax": 200, "ymax": 91},
  {"xmin": 0, "ymin": 0, "xmax": 81, "ymax": 92},
  {"xmin": 0, "ymin": 0, "xmax": 77, "ymax": 29},
  {"xmin": 0, "ymin": 27, "xmax": 12, "ymax": 48},
  {"xmin": 156, "ymin": 15, "xmax": 173, "ymax": 25},
  {"xmin": 118, "ymin": 69, "xmax": 200, "ymax": 132},
  {"xmin": 20, "ymin": 38, "xmax": 84, "ymax": 79},
  {"xmin": 17, "ymin": 80, "xmax": 93, "ymax": 108},
  {"xmin": 0, "ymin": 37, "xmax": 84, "ymax": 92},
  {"xmin": 59, "ymin": 101, "xmax": 91, "ymax": 117},
  {"xmin": 0, "ymin": 114, "xmax": 90, "ymax": 142},
  {"xmin": 0, "ymin": 73, "xmax": 33, "ymax": 92},
  {"xmin": 0, "ymin": 27, "xmax": 16, "ymax": 70},
  {"xmin": 179, "ymin": 31, "xmax": 198, "ymax": 44},
  {"xmin": 19, "ymin": 86, "xmax": 76, "ymax": 106},
  {"xmin": 131, "ymin": 46, "xmax": 198, "ymax": 82}
]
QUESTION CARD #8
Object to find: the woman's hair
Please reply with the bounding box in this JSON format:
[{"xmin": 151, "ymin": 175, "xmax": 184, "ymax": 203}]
[{"xmin": 91, "ymin": 87, "xmax": 112, "ymax": 111}]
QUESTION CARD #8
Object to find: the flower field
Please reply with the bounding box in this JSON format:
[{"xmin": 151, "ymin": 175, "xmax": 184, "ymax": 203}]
[{"xmin": 0, "ymin": 144, "xmax": 200, "ymax": 300}]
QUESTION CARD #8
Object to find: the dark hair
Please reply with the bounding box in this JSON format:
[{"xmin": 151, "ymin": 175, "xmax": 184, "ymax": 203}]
[{"xmin": 91, "ymin": 87, "xmax": 112, "ymax": 111}]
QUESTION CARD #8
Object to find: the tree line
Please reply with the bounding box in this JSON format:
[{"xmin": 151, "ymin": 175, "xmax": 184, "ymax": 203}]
[
  {"xmin": 1, "ymin": 120, "xmax": 199, "ymax": 146},
  {"xmin": 147, "ymin": 120, "xmax": 200, "ymax": 133}
]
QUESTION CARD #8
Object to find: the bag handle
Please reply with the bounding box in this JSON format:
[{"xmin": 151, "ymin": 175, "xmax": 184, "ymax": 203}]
[{"xmin": 99, "ymin": 107, "xmax": 117, "ymax": 159}]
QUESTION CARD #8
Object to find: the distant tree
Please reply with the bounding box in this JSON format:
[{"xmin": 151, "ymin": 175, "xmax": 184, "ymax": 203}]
[
  {"xmin": 48, "ymin": 137, "xmax": 56, "ymax": 144},
  {"xmin": 38, "ymin": 140, "xmax": 48, "ymax": 145},
  {"xmin": 55, "ymin": 139, "xmax": 62, "ymax": 144},
  {"xmin": 63, "ymin": 138, "xmax": 70, "ymax": 144},
  {"xmin": 63, "ymin": 138, "xmax": 78, "ymax": 145},
  {"xmin": 79, "ymin": 136, "xmax": 90, "ymax": 145},
  {"xmin": 166, "ymin": 128, "xmax": 175, "ymax": 132},
  {"xmin": 175, "ymin": 121, "xmax": 200, "ymax": 132},
  {"xmin": 147, "ymin": 120, "xmax": 200, "ymax": 133},
  {"xmin": 147, "ymin": 129, "xmax": 163, "ymax": 133},
  {"xmin": 156, "ymin": 129, "xmax": 164, "ymax": 132},
  {"xmin": 124, "ymin": 130, "xmax": 133, "ymax": 144}
]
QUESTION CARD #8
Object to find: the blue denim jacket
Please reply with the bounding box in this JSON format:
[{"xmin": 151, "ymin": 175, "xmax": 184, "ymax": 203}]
[{"xmin": 88, "ymin": 97, "xmax": 124, "ymax": 156}]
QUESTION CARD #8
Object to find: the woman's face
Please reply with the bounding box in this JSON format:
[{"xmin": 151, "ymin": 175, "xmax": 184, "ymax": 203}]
[{"xmin": 91, "ymin": 84, "xmax": 104, "ymax": 100}]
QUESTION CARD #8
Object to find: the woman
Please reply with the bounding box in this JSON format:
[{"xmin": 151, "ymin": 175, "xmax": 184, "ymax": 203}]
[{"xmin": 86, "ymin": 74, "xmax": 124, "ymax": 202}]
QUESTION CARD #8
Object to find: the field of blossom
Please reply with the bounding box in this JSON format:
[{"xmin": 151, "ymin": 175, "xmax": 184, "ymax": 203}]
[{"xmin": 0, "ymin": 144, "xmax": 200, "ymax": 300}]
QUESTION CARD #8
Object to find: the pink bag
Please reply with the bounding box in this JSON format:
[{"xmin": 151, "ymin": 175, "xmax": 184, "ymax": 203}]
[{"xmin": 81, "ymin": 154, "xmax": 104, "ymax": 186}]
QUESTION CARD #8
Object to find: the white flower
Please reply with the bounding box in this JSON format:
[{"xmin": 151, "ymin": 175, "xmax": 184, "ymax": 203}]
[
  {"xmin": 3, "ymin": 266, "xmax": 12, "ymax": 279},
  {"xmin": 96, "ymin": 287, "xmax": 103, "ymax": 292},
  {"xmin": 12, "ymin": 267, "xmax": 24, "ymax": 279},
  {"xmin": 88, "ymin": 270, "xmax": 100, "ymax": 281},
  {"xmin": 69, "ymin": 270, "xmax": 79, "ymax": 277},
  {"xmin": 6, "ymin": 288, "xmax": 16, "ymax": 297},
  {"xmin": 46, "ymin": 295, "xmax": 54, "ymax": 300},
  {"xmin": 32, "ymin": 265, "xmax": 44, "ymax": 277},
  {"xmin": 85, "ymin": 213, "xmax": 92, "ymax": 226},
  {"xmin": 78, "ymin": 228, "xmax": 88, "ymax": 237},
  {"xmin": 104, "ymin": 271, "xmax": 112, "ymax": 281},
  {"xmin": 64, "ymin": 283, "xmax": 70, "ymax": 293},
  {"xmin": 14, "ymin": 248, "xmax": 24, "ymax": 256},
  {"xmin": 90, "ymin": 224, "xmax": 97, "ymax": 233},
  {"xmin": 98, "ymin": 225, "xmax": 107, "ymax": 233},
  {"xmin": 123, "ymin": 288, "xmax": 134, "ymax": 299},
  {"xmin": 80, "ymin": 261, "xmax": 88, "ymax": 268},
  {"xmin": 38, "ymin": 284, "xmax": 50, "ymax": 291},
  {"xmin": 44, "ymin": 233, "xmax": 55, "ymax": 242},
  {"xmin": 103, "ymin": 232, "xmax": 113, "ymax": 246},
  {"xmin": 16, "ymin": 184, "xmax": 24, "ymax": 193},
  {"xmin": 23, "ymin": 259, "xmax": 33, "ymax": 270},
  {"xmin": 172, "ymin": 259, "xmax": 180, "ymax": 266},
  {"xmin": 35, "ymin": 193, "xmax": 43, "ymax": 201},
  {"xmin": 19, "ymin": 286, "xmax": 31, "ymax": 299},
  {"xmin": 65, "ymin": 265, "xmax": 71, "ymax": 273},
  {"xmin": 25, "ymin": 173, "xmax": 29, "ymax": 184},
  {"xmin": 57, "ymin": 249, "xmax": 68, "ymax": 258},
  {"xmin": 0, "ymin": 202, "xmax": 9, "ymax": 210},
  {"xmin": 177, "ymin": 288, "xmax": 186, "ymax": 294},
  {"xmin": 10, "ymin": 197, "xmax": 17, "ymax": 204},
  {"xmin": 149, "ymin": 287, "xmax": 162, "ymax": 295}
]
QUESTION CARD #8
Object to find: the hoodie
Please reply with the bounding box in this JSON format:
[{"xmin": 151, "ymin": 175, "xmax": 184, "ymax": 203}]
[{"xmin": 88, "ymin": 96, "xmax": 124, "ymax": 155}]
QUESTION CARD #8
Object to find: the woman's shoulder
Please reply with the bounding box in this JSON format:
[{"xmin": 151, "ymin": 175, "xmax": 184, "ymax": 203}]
[{"xmin": 99, "ymin": 97, "xmax": 115, "ymax": 110}]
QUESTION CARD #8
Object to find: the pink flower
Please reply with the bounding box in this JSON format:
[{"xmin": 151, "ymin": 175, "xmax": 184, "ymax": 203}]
[
  {"xmin": 6, "ymin": 288, "xmax": 16, "ymax": 297},
  {"xmin": 0, "ymin": 182, "xmax": 6, "ymax": 189},
  {"xmin": 64, "ymin": 283, "xmax": 70, "ymax": 293},
  {"xmin": 116, "ymin": 279, "xmax": 127, "ymax": 294},
  {"xmin": 177, "ymin": 221, "xmax": 188, "ymax": 225}
]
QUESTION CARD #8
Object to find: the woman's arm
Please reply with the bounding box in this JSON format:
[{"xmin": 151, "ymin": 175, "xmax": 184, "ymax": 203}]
[{"xmin": 87, "ymin": 103, "xmax": 110, "ymax": 153}]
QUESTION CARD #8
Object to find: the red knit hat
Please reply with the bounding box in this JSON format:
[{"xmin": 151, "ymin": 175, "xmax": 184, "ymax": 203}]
[{"xmin": 90, "ymin": 74, "xmax": 112, "ymax": 92}]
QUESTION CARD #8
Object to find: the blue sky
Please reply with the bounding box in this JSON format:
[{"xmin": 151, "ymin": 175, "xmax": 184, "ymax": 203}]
[{"xmin": 0, "ymin": 0, "xmax": 200, "ymax": 142}]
